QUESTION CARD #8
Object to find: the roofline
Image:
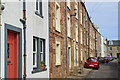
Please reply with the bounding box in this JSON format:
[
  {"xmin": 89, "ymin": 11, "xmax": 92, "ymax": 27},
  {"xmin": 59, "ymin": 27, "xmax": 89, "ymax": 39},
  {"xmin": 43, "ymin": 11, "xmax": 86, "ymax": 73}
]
[{"xmin": 81, "ymin": 1, "xmax": 102, "ymax": 36}]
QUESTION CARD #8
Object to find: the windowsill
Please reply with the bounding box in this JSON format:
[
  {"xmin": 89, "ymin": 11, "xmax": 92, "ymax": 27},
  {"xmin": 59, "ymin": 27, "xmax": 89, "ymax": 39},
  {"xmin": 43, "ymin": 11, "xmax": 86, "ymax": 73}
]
[
  {"xmin": 67, "ymin": 6, "xmax": 71, "ymax": 11},
  {"xmin": 32, "ymin": 68, "xmax": 47, "ymax": 74},
  {"xmin": 55, "ymin": 29, "xmax": 61, "ymax": 33},
  {"xmin": 56, "ymin": 64, "xmax": 61, "ymax": 66},
  {"xmin": 80, "ymin": 24, "xmax": 82, "ymax": 26},
  {"xmin": 67, "ymin": 36, "xmax": 71, "ymax": 39},
  {"xmin": 35, "ymin": 11, "xmax": 44, "ymax": 18}
]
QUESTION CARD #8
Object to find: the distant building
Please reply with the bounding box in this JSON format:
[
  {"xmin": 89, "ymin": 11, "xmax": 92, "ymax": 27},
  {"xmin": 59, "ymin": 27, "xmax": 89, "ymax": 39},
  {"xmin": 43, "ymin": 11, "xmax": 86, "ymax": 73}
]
[
  {"xmin": 101, "ymin": 36, "xmax": 105, "ymax": 57},
  {"xmin": 107, "ymin": 40, "xmax": 120, "ymax": 58}
]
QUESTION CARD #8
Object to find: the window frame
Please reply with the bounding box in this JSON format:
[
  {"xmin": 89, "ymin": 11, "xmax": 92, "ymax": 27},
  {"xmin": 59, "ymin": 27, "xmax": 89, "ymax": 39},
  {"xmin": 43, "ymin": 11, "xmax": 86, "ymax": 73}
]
[
  {"xmin": 67, "ymin": 12, "xmax": 71, "ymax": 37},
  {"xmin": 32, "ymin": 37, "xmax": 47, "ymax": 74},
  {"xmin": 56, "ymin": 41, "xmax": 61, "ymax": 65},
  {"xmin": 55, "ymin": 2, "xmax": 61, "ymax": 32},
  {"xmin": 33, "ymin": 38, "xmax": 37, "ymax": 68},
  {"xmin": 35, "ymin": 0, "xmax": 43, "ymax": 18}
]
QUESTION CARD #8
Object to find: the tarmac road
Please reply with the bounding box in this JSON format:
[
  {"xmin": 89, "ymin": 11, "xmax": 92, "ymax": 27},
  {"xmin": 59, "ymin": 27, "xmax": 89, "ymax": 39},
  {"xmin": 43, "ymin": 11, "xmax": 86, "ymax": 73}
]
[{"xmin": 86, "ymin": 60, "xmax": 119, "ymax": 78}]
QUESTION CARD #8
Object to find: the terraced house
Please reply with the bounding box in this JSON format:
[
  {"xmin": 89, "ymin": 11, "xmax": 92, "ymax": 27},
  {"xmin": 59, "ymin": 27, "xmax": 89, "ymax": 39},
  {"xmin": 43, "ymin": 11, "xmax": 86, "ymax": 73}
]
[
  {"xmin": 0, "ymin": 0, "xmax": 104, "ymax": 79},
  {"xmin": 0, "ymin": 0, "xmax": 49, "ymax": 78},
  {"xmin": 49, "ymin": 1, "xmax": 67, "ymax": 78}
]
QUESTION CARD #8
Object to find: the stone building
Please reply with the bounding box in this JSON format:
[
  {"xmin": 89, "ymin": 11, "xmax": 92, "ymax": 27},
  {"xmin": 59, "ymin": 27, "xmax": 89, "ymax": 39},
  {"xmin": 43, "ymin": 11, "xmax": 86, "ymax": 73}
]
[
  {"xmin": 49, "ymin": 1, "xmax": 67, "ymax": 78},
  {"xmin": 49, "ymin": 0, "xmax": 103, "ymax": 78},
  {"xmin": 107, "ymin": 40, "xmax": 120, "ymax": 59},
  {"xmin": 94, "ymin": 25, "xmax": 101, "ymax": 57}
]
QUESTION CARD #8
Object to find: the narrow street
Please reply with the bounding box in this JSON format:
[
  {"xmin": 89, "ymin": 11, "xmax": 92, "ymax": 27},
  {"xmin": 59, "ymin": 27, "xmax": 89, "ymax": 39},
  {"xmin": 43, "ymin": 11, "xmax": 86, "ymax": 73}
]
[{"xmin": 86, "ymin": 60, "xmax": 119, "ymax": 78}]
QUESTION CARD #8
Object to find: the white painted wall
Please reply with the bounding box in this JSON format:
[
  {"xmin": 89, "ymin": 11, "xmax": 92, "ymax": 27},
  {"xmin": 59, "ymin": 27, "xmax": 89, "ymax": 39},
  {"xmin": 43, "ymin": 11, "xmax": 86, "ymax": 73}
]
[
  {"xmin": 101, "ymin": 36, "xmax": 105, "ymax": 57},
  {"xmin": 0, "ymin": 0, "xmax": 49, "ymax": 78}
]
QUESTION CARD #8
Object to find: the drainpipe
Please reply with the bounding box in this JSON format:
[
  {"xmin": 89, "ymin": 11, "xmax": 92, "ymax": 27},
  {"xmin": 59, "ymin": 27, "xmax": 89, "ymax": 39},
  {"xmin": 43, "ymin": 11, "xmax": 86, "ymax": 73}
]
[
  {"xmin": 20, "ymin": 0, "xmax": 27, "ymax": 80},
  {"xmin": 0, "ymin": 0, "xmax": 1, "ymax": 78},
  {"xmin": 65, "ymin": 1, "xmax": 68, "ymax": 77}
]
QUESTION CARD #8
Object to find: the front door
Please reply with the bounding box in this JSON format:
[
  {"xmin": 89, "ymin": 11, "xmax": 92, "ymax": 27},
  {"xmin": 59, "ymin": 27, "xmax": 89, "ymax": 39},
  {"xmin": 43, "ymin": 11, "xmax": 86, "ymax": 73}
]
[{"xmin": 7, "ymin": 30, "xmax": 19, "ymax": 78}]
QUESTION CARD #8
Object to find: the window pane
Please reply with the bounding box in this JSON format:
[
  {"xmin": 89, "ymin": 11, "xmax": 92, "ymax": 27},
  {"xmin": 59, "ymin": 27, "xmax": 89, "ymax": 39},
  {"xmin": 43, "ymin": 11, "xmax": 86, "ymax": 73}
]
[
  {"xmin": 7, "ymin": 43, "xmax": 9, "ymax": 58},
  {"xmin": 36, "ymin": 0, "xmax": 38, "ymax": 10},
  {"xmin": 56, "ymin": 44, "xmax": 59, "ymax": 63},
  {"xmin": 33, "ymin": 39, "xmax": 36, "ymax": 51},
  {"xmin": 33, "ymin": 53, "xmax": 36, "ymax": 65},
  {"xmin": 39, "ymin": 0, "xmax": 42, "ymax": 15},
  {"xmin": 40, "ymin": 40, "xmax": 43, "ymax": 52}
]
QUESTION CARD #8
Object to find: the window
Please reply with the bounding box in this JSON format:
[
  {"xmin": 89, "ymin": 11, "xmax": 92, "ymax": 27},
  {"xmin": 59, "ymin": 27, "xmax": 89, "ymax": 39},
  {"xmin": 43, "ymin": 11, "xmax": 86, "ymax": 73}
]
[
  {"xmin": 80, "ymin": 10, "xmax": 82, "ymax": 25},
  {"xmin": 40, "ymin": 39, "xmax": 44, "ymax": 61},
  {"xmin": 84, "ymin": 32, "xmax": 86, "ymax": 45},
  {"xmin": 56, "ymin": 2, "xmax": 61, "ymax": 32},
  {"xmin": 56, "ymin": 41, "xmax": 61, "ymax": 65},
  {"xmin": 80, "ymin": 29, "xmax": 83, "ymax": 44},
  {"xmin": 81, "ymin": 49, "xmax": 83, "ymax": 61},
  {"xmin": 75, "ymin": 3, "xmax": 78, "ymax": 19},
  {"xmin": 109, "ymin": 41, "xmax": 113, "ymax": 45},
  {"xmin": 32, "ymin": 37, "xmax": 46, "ymax": 73},
  {"xmin": 87, "ymin": 35, "xmax": 88, "ymax": 45},
  {"xmin": 67, "ymin": 0, "xmax": 70, "ymax": 9},
  {"xmin": 33, "ymin": 38, "xmax": 37, "ymax": 67},
  {"xmin": 35, "ymin": 0, "xmax": 43, "ymax": 18},
  {"xmin": 84, "ymin": 14, "xmax": 85, "ymax": 28},
  {"xmin": 76, "ymin": 49, "xmax": 79, "ymax": 66},
  {"xmin": 110, "ymin": 47, "xmax": 112, "ymax": 51},
  {"xmin": 73, "ymin": 41, "xmax": 76, "ymax": 66},
  {"xmin": 67, "ymin": 12, "xmax": 71, "ymax": 37},
  {"xmin": 68, "ymin": 47, "xmax": 71, "ymax": 67},
  {"xmin": 76, "ymin": 24, "xmax": 78, "ymax": 42}
]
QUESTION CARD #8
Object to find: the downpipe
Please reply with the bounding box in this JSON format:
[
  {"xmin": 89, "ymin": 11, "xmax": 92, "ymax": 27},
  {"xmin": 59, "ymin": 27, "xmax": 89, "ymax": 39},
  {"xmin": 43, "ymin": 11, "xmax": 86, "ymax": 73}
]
[{"xmin": 20, "ymin": 0, "xmax": 27, "ymax": 80}]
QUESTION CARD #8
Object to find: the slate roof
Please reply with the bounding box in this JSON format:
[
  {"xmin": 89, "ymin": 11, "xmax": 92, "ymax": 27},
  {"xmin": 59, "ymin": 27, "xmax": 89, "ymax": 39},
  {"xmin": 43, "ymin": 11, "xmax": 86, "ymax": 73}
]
[{"xmin": 107, "ymin": 40, "xmax": 120, "ymax": 46}]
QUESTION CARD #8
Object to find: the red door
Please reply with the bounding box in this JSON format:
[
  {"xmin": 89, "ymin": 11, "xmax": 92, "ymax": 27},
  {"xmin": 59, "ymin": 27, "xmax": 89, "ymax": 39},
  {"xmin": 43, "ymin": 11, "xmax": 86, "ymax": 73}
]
[{"xmin": 7, "ymin": 30, "xmax": 19, "ymax": 78}]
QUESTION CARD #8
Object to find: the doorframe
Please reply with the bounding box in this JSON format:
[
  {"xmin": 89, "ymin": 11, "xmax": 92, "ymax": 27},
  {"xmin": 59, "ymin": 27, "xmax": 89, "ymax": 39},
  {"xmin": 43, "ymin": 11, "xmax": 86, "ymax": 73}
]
[{"xmin": 5, "ymin": 23, "xmax": 22, "ymax": 78}]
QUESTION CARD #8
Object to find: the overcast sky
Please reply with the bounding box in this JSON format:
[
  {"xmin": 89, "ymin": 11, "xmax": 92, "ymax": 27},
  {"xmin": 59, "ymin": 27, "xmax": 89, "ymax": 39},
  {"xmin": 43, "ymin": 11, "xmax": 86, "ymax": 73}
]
[{"xmin": 85, "ymin": 1, "xmax": 118, "ymax": 40}]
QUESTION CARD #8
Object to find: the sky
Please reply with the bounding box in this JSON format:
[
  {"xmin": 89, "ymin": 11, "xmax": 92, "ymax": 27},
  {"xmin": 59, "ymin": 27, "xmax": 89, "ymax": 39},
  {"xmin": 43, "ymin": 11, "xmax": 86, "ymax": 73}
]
[{"xmin": 84, "ymin": 1, "xmax": 118, "ymax": 40}]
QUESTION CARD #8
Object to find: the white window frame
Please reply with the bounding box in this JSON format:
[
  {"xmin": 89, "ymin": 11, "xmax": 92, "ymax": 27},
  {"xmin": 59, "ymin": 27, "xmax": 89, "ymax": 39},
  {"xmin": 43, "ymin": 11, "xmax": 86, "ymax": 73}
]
[
  {"xmin": 84, "ymin": 14, "xmax": 85, "ymax": 28},
  {"xmin": 81, "ymin": 49, "xmax": 83, "ymax": 61},
  {"xmin": 80, "ymin": 29, "xmax": 83, "ymax": 44},
  {"xmin": 67, "ymin": 0, "xmax": 71, "ymax": 9},
  {"xmin": 76, "ymin": 48, "xmax": 79, "ymax": 66},
  {"xmin": 75, "ymin": 3, "xmax": 78, "ymax": 19},
  {"xmin": 76, "ymin": 24, "xmax": 78, "ymax": 42},
  {"xmin": 73, "ymin": 41, "xmax": 76, "ymax": 66},
  {"xmin": 56, "ymin": 41, "xmax": 61, "ymax": 65},
  {"xmin": 36, "ymin": 0, "xmax": 43, "ymax": 18},
  {"xmin": 33, "ymin": 38, "xmax": 37, "ymax": 68},
  {"xmin": 80, "ymin": 10, "xmax": 82, "ymax": 25},
  {"xmin": 68, "ymin": 46, "xmax": 71, "ymax": 68},
  {"xmin": 40, "ymin": 39, "xmax": 44, "ymax": 61},
  {"xmin": 55, "ymin": 2, "xmax": 61, "ymax": 32},
  {"xmin": 67, "ymin": 12, "xmax": 71, "ymax": 37}
]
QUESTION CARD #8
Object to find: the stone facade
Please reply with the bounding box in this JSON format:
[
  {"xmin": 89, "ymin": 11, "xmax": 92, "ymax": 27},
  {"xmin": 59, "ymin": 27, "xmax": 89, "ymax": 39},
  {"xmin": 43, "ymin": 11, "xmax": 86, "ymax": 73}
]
[
  {"xmin": 49, "ymin": 2, "xmax": 67, "ymax": 78},
  {"xmin": 107, "ymin": 40, "xmax": 120, "ymax": 58},
  {"xmin": 49, "ymin": 1, "xmax": 102, "ymax": 78}
]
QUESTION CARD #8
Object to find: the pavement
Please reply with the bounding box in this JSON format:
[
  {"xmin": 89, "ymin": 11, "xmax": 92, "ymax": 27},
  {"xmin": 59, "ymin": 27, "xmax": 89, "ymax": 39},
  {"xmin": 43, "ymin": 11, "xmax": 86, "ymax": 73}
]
[{"xmin": 68, "ymin": 67, "xmax": 93, "ymax": 79}]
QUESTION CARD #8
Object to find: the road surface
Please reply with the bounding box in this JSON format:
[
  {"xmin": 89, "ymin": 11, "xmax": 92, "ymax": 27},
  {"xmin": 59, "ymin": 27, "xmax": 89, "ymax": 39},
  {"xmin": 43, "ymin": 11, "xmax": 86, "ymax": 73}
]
[{"xmin": 86, "ymin": 60, "xmax": 119, "ymax": 78}]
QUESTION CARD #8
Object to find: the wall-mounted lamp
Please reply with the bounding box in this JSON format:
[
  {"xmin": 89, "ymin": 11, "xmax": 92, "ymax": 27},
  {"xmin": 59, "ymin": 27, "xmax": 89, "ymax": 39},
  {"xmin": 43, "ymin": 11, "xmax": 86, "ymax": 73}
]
[
  {"xmin": 1, "ymin": 4, "xmax": 5, "ymax": 10},
  {"xmin": 70, "ymin": 9, "xmax": 77, "ymax": 17}
]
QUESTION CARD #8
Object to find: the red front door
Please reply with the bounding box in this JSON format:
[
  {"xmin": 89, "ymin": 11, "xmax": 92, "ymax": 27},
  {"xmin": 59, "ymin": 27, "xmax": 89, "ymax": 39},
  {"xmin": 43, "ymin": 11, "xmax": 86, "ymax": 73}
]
[{"xmin": 7, "ymin": 30, "xmax": 19, "ymax": 78}]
